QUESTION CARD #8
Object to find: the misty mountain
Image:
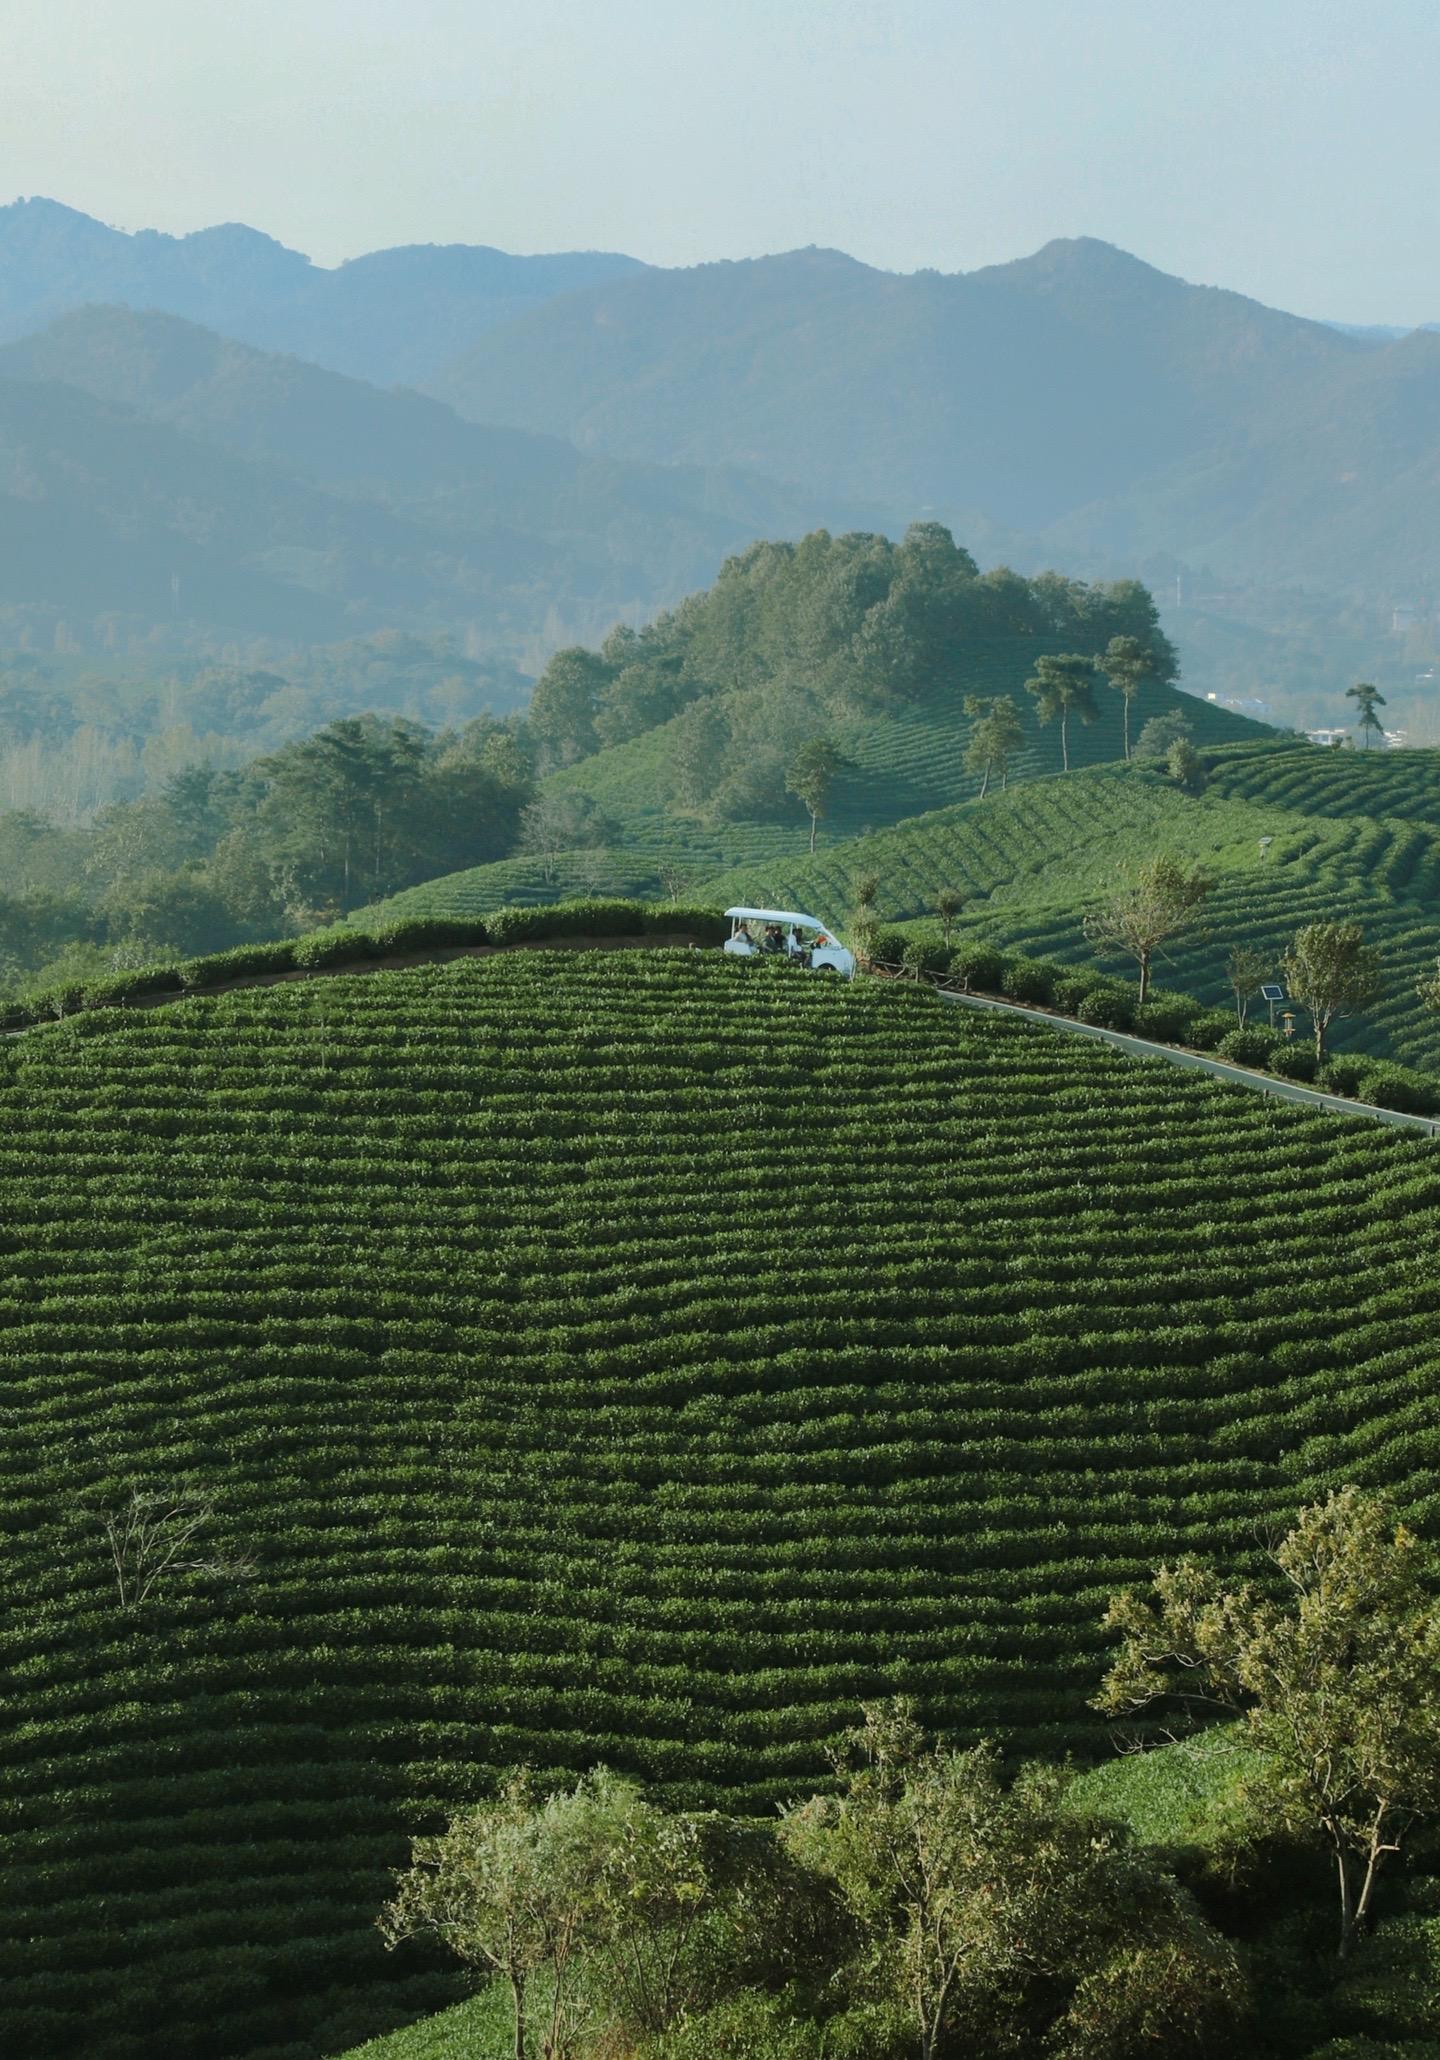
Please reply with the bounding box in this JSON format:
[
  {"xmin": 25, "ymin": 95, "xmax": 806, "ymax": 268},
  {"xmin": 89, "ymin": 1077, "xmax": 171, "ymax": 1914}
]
[
  {"xmin": 426, "ymin": 239, "xmax": 1368, "ymax": 533},
  {"xmin": 0, "ymin": 308, "xmax": 884, "ymax": 654},
  {"xmin": 426, "ymin": 236, "xmax": 1440, "ymax": 601},
  {"xmin": 0, "ymin": 197, "xmax": 647, "ymax": 386}
]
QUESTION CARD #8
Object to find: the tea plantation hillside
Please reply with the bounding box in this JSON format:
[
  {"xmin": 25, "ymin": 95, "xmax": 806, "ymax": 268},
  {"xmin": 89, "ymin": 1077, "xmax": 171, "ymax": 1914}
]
[
  {"xmin": 360, "ymin": 679, "xmax": 1269, "ymax": 922},
  {"xmin": 702, "ymin": 752, "xmax": 1440, "ymax": 1074},
  {"xmin": 5, "ymin": 951, "xmax": 1440, "ymax": 2058},
  {"xmin": 1204, "ymin": 737, "xmax": 1440, "ymax": 821}
]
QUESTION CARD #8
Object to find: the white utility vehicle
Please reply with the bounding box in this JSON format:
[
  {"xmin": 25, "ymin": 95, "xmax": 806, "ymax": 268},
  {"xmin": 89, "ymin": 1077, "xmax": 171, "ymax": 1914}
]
[{"xmin": 721, "ymin": 906, "xmax": 856, "ymax": 979}]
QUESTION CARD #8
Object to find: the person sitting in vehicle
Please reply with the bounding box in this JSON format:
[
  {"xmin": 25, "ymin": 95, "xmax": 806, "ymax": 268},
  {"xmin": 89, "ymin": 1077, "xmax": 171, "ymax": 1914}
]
[{"xmin": 762, "ymin": 924, "xmax": 784, "ymax": 953}]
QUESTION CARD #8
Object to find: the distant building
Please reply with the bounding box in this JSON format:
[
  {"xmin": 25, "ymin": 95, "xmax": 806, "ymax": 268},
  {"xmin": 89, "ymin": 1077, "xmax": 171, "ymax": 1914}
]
[
  {"xmin": 1205, "ymin": 690, "xmax": 1272, "ymax": 721},
  {"xmin": 1305, "ymin": 727, "xmax": 1352, "ymax": 747}
]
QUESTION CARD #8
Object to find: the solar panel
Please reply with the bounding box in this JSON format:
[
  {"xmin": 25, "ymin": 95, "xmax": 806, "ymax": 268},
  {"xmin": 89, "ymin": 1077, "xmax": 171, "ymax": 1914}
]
[{"xmin": 1260, "ymin": 984, "xmax": 1285, "ymax": 1001}]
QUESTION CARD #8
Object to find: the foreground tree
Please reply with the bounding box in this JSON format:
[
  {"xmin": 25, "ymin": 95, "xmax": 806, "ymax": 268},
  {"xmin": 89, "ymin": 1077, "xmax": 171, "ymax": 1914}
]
[
  {"xmin": 382, "ymin": 1771, "xmax": 817, "ymax": 2059},
  {"xmin": 785, "ymin": 1700, "xmax": 1244, "ymax": 2060},
  {"xmin": 1095, "ymin": 1487, "xmax": 1440, "ymax": 1957},
  {"xmin": 380, "ymin": 1769, "xmax": 610, "ymax": 2060},
  {"xmin": 1225, "ymin": 943, "xmax": 1272, "ymax": 1026},
  {"xmin": 1084, "ymin": 853, "xmax": 1212, "ymax": 1006},
  {"xmin": 1346, "ymin": 681, "xmax": 1387, "ymax": 749},
  {"xmin": 786, "ymin": 737, "xmax": 849, "ymax": 853},
  {"xmin": 1282, "ymin": 920, "xmax": 1382, "ymax": 1062},
  {"xmin": 963, "ymin": 692, "xmax": 1024, "ymax": 797},
  {"xmin": 1024, "ymin": 655, "xmax": 1099, "ymax": 773}
]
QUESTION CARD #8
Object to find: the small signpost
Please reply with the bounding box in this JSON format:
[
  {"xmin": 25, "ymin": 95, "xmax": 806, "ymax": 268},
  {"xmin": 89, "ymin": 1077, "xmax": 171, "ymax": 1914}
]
[{"xmin": 1261, "ymin": 982, "xmax": 1286, "ymax": 1029}]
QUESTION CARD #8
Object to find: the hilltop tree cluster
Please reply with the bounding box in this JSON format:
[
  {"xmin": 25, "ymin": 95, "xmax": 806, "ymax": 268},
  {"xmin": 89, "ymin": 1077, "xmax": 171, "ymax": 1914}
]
[{"xmin": 526, "ymin": 525, "xmax": 1175, "ymax": 819}]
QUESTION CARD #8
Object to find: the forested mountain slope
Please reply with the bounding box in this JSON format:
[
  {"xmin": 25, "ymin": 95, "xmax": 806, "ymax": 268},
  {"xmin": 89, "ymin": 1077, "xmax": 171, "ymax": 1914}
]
[
  {"xmin": 0, "ymin": 198, "xmax": 647, "ymax": 386},
  {"xmin": 428, "ymin": 239, "xmax": 1362, "ymax": 534},
  {"xmin": 427, "ymin": 235, "xmax": 1440, "ymax": 598},
  {"xmin": 0, "ymin": 310, "xmax": 867, "ymax": 656},
  {"xmin": 4, "ymin": 951, "xmax": 1440, "ymax": 2058}
]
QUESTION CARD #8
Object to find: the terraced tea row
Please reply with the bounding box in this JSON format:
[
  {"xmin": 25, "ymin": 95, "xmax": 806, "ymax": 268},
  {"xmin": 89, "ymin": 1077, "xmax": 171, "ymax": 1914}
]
[{"xmin": 4, "ymin": 953, "xmax": 1440, "ymax": 2059}]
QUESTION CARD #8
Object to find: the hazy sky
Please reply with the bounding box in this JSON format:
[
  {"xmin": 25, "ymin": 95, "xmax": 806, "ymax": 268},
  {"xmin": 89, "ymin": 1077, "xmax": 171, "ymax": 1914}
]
[{"xmin": 5, "ymin": 0, "xmax": 1440, "ymax": 323}]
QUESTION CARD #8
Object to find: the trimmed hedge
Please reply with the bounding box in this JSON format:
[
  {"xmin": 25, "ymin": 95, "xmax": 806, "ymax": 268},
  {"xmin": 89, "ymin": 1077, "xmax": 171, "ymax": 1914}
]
[
  {"xmin": 946, "ymin": 943, "xmax": 1006, "ymax": 993},
  {"xmin": 1216, "ymin": 1026, "xmax": 1285, "ymax": 1069},
  {"xmin": 0, "ymin": 902, "xmax": 726, "ymax": 1033},
  {"xmin": 1268, "ymin": 1043, "xmax": 1319, "ymax": 1084}
]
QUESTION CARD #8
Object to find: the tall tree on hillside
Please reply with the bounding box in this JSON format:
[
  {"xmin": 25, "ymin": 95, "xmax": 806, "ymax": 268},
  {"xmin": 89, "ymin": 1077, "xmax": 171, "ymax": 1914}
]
[
  {"xmin": 934, "ymin": 888, "xmax": 964, "ymax": 947},
  {"xmin": 1095, "ymin": 1487, "xmax": 1440, "ymax": 1958},
  {"xmin": 1282, "ymin": 920, "xmax": 1382, "ymax": 1062},
  {"xmin": 962, "ymin": 693, "xmax": 1024, "ymax": 797},
  {"xmin": 1084, "ymin": 852, "xmax": 1213, "ymax": 1005},
  {"xmin": 786, "ymin": 737, "xmax": 849, "ymax": 853},
  {"xmin": 1100, "ymin": 634, "xmax": 1162, "ymax": 762},
  {"xmin": 526, "ymin": 648, "xmax": 609, "ymax": 772},
  {"xmin": 1024, "ymin": 654, "xmax": 1099, "ymax": 773},
  {"xmin": 1346, "ymin": 681, "xmax": 1387, "ymax": 749},
  {"xmin": 1225, "ymin": 943, "xmax": 1273, "ymax": 1026}
]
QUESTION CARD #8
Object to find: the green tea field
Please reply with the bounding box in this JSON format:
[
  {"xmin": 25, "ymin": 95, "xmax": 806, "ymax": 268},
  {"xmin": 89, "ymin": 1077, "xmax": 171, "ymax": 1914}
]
[
  {"xmin": 3, "ymin": 951, "xmax": 1440, "ymax": 2057},
  {"xmin": 361, "ymin": 677, "xmax": 1268, "ymax": 923}
]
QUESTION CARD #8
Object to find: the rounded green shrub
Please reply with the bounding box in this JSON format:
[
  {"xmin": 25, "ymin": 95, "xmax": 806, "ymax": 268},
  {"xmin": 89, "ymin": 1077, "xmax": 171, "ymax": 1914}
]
[
  {"xmin": 1217, "ymin": 1026, "xmax": 1284, "ymax": 1068},
  {"xmin": 1354, "ymin": 1064, "xmax": 1440, "ymax": 1116},
  {"xmin": 1050, "ymin": 973, "xmax": 1102, "ymax": 1015},
  {"xmin": 1133, "ymin": 997, "xmax": 1199, "ymax": 1044},
  {"xmin": 1002, "ymin": 959, "xmax": 1054, "ymax": 1006},
  {"xmin": 945, "ymin": 942, "xmax": 1005, "ymax": 993},
  {"xmin": 1075, "ymin": 983, "xmax": 1135, "ymax": 1031},
  {"xmin": 1184, "ymin": 1009, "xmax": 1240, "ymax": 1053},
  {"xmin": 1268, "ymin": 1043, "xmax": 1318, "ymax": 1083},
  {"xmin": 291, "ymin": 929, "xmax": 381, "ymax": 969}
]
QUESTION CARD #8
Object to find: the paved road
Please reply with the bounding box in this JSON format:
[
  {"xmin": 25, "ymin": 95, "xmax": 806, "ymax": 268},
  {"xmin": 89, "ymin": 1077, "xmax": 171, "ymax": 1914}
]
[{"xmin": 937, "ymin": 985, "xmax": 1440, "ymax": 1137}]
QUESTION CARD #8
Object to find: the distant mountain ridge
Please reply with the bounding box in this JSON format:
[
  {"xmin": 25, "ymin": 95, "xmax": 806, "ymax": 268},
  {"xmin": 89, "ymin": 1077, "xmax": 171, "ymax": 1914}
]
[
  {"xmin": 0, "ymin": 197, "xmax": 648, "ymax": 386},
  {"xmin": 5, "ymin": 200, "xmax": 1440, "ymax": 679},
  {"xmin": 426, "ymin": 236, "xmax": 1368, "ymax": 536}
]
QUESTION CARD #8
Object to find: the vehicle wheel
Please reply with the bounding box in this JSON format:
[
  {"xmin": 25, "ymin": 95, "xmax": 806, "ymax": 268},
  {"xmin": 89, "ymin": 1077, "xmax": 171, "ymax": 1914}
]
[{"xmin": 814, "ymin": 963, "xmax": 837, "ymax": 975}]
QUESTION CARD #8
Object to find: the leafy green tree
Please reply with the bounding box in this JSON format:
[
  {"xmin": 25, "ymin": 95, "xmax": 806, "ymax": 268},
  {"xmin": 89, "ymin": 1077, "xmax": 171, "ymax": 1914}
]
[
  {"xmin": 1094, "ymin": 1487, "xmax": 1440, "ymax": 1957},
  {"xmin": 380, "ymin": 1769, "xmax": 614, "ymax": 2060},
  {"xmin": 1346, "ymin": 681, "xmax": 1387, "ymax": 749},
  {"xmin": 1417, "ymin": 956, "xmax": 1440, "ymax": 1015},
  {"xmin": 527, "ymin": 648, "xmax": 610, "ymax": 772},
  {"xmin": 1225, "ymin": 944, "xmax": 1272, "ymax": 1026},
  {"xmin": 518, "ymin": 791, "xmax": 615, "ymax": 884},
  {"xmin": 1083, "ymin": 853, "xmax": 1212, "ymax": 1005},
  {"xmin": 1134, "ymin": 712, "xmax": 1192, "ymax": 763},
  {"xmin": 786, "ymin": 737, "xmax": 849, "ymax": 854},
  {"xmin": 1099, "ymin": 634, "xmax": 1161, "ymax": 762},
  {"xmin": 1282, "ymin": 919, "xmax": 1383, "ymax": 1061},
  {"xmin": 783, "ymin": 1701, "xmax": 1244, "ymax": 2060},
  {"xmin": 934, "ymin": 888, "xmax": 964, "ymax": 948},
  {"xmin": 963, "ymin": 693, "xmax": 1024, "ymax": 797},
  {"xmin": 1166, "ymin": 738, "xmax": 1206, "ymax": 792},
  {"xmin": 1024, "ymin": 655, "xmax": 1099, "ymax": 773}
]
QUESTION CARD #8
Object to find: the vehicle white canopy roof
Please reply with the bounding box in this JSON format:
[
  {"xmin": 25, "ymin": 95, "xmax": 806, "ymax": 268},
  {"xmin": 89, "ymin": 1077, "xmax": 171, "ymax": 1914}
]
[{"xmin": 725, "ymin": 906, "xmax": 835, "ymax": 930}]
